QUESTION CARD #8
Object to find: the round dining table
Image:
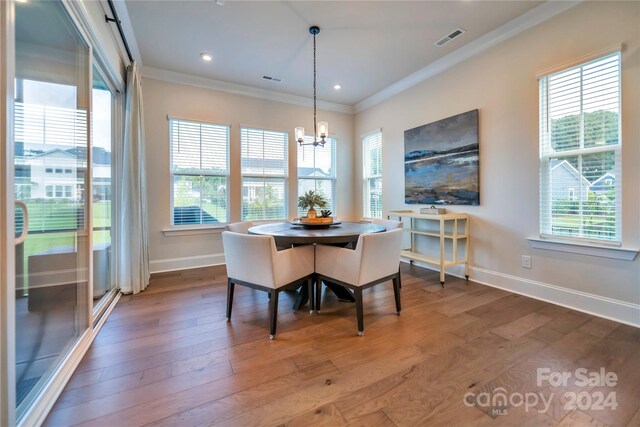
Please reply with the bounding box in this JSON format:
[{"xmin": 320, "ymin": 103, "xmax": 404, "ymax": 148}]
[
  {"xmin": 248, "ymin": 221, "xmax": 385, "ymax": 247},
  {"xmin": 248, "ymin": 221, "xmax": 386, "ymax": 309}
]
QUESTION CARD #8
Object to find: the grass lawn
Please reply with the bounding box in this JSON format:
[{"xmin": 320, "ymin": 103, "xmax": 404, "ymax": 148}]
[{"xmin": 19, "ymin": 200, "xmax": 112, "ymax": 260}]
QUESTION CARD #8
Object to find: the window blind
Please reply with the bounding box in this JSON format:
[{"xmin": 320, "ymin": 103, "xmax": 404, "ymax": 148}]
[
  {"xmin": 539, "ymin": 52, "xmax": 621, "ymax": 243},
  {"xmin": 241, "ymin": 127, "xmax": 288, "ymax": 220},
  {"xmin": 363, "ymin": 131, "xmax": 382, "ymax": 219},
  {"xmin": 170, "ymin": 119, "xmax": 229, "ymax": 225},
  {"xmin": 14, "ymin": 94, "xmax": 88, "ymax": 232},
  {"xmin": 297, "ymin": 137, "xmax": 336, "ymax": 217}
]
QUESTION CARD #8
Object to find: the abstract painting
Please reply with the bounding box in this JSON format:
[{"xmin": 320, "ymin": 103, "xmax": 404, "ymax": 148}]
[{"xmin": 404, "ymin": 109, "xmax": 479, "ymax": 205}]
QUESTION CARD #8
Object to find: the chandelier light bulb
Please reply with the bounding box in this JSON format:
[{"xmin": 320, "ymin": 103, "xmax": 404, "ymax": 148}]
[{"xmin": 318, "ymin": 122, "xmax": 328, "ymax": 139}]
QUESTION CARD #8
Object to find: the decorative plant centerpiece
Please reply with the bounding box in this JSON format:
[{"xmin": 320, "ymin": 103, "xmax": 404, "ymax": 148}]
[{"xmin": 298, "ymin": 190, "xmax": 330, "ymax": 223}]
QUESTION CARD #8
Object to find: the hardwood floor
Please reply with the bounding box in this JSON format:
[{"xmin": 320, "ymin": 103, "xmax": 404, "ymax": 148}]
[{"xmin": 44, "ymin": 264, "xmax": 640, "ymax": 426}]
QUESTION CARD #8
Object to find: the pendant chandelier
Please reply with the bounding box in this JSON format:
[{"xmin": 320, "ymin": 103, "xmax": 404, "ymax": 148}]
[{"xmin": 295, "ymin": 26, "xmax": 328, "ymax": 147}]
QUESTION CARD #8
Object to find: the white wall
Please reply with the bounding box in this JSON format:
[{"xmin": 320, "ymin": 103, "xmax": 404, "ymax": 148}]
[
  {"xmin": 142, "ymin": 77, "xmax": 355, "ymax": 272},
  {"xmin": 354, "ymin": 2, "xmax": 639, "ymax": 323}
]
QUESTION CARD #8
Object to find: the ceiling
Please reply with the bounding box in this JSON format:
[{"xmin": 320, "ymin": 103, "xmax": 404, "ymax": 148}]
[{"xmin": 125, "ymin": 1, "xmax": 542, "ymax": 106}]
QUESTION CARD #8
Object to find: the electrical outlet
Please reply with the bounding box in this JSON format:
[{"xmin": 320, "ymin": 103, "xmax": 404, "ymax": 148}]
[{"xmin": 521, "ymin": 255, "xmax": 532, "ymax": 269}]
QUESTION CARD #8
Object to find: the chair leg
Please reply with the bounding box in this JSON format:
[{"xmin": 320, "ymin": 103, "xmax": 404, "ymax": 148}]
[
  {"xmin": 355, "ymin": 288, "xmax": 364, "ymax": 336},
  {"xmin": 397, "ymin": 265, "xmax": 402, "ymax": 289},
  {"xmin": 307, "ymin": 277, "xmax": 315, "ymax": 313},
  {"xmin": 269, "ymin": 290, "xmax": 279, "ymax": 340},
  {"xmin": 315, "ymin": 276, "xmax": 322, "ymax": 312},
  {"xmin": 226, "ymin": 279, "xmax": 235, "ymax": 321},
  {"xmin": 392, "ymin": 275, "xmax": 401, "ymax": 315}
]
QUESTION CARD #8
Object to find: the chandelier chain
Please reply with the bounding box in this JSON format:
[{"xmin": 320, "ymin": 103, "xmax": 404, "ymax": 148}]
[{"xmin": 313, "ymin": 32, "xmax": 317, "ymax": 144}]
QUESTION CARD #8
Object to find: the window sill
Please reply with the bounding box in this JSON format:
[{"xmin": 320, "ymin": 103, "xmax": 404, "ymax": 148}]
[
  {"xmin": 527, "ymin": 238, "xmax": 639, "ymax": 261},
  {"xmin": 162, "ymin": 225, "xmax": 226, "ymax": 237}
]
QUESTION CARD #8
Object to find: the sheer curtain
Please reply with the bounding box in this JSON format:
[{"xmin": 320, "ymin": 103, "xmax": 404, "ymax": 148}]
[{"xmin": 118, "ymin": 63, "xmax": 149, "ymax": 294}]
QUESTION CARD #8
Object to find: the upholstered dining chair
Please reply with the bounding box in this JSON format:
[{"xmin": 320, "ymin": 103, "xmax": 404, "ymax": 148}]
[
  {"xmin": 372, "ymin": 218, "xmax": 403, "ymax": 231},
  {"xmin": 221, "ymin": 231, "xmax": 314, "ymax": 339},
  {"xmin": 372, "ymin": 218, "xmax": 404, "ymax": 288},
  {"xmin": 225, "ymin": 221, "xmax": 255, "ymax": 234},
  {"xmin": 315, "ymin": 228, "xmax": 403, "ymax": 336}
]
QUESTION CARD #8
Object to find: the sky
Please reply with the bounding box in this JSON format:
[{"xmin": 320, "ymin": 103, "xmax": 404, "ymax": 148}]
[{"xmin": 404, "ymin": 109, "xmax": 478, "ymax": 154}]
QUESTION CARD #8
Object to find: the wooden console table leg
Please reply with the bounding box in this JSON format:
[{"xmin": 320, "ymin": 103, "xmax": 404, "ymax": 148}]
[
  {"xmin": 439, "ymin": 218, "xmax": 445, "ymax": 286},
  {"xmin": 464, "ymin": 217, "xmax": 470, "ymax": 280}
]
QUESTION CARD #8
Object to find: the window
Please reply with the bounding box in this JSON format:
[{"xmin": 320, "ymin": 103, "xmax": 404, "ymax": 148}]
[
  {"xmin": 45, "ymin": 168, "xmax": 53, "ymax": 173},
  {"xmin": 539, "ymin": 52, "xmax": 621, "ymax": 243},
  {"xmin": 65, "ymin": 168, "xmax": 72, "ymax": 174},
  {"xmin": 46, "ymin": 185, "xmax": 53, "ymax": 198},
  {"xmin": 241, "ymin": 127, "xmax": 288, "ymax": 220},
  {"xmin": 170, "ymin": 118, "xmax": 229, "ymax": 225},
  {"xmin": 65, "ymin": 186, "xmax": 72, "ymax": 198},
  {"xmin": 297, "ymin": 137, "xmax": 336, "ymax": 217},
  {"xmin": 362, "ymin": 130, "xmax": 383, "ymax": 219},
  {"xmin": 55, "ymin": 168, "xmax": 62, "ymax": 174}
]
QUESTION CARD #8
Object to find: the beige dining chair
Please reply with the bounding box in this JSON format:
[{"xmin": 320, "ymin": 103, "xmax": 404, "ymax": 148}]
[
  {"xmin": 225, "ymin": 221, "xmax": 255, "ymax": 234},
  {"xmin": 372, "ymin": 218, "xmax": 403, "ymax": 230},
  {"xmin": 373, "ymin": 218, "xmax": 404, "ymax": 289},
  {"xmin": 315, "ymin": 228, "xmax": 403, "ymax": 336},
  {"xmin": 221, "ymin": 231, "xmax": 314, "ymax": 339}
]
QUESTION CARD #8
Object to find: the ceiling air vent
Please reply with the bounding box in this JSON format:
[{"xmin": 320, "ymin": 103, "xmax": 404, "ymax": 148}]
[
  {"xmin": 434, "ymin": 27, "xmax": 466, "ymax": 47},
  {"xmin": 262, "ymin": 75, "xmax": 283, "ymax": 83}
]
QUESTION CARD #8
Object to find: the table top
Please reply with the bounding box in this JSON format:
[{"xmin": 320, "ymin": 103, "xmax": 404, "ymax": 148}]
[{"xmin": 248, "ymin": 221, "xmax": 385, "ymax": 245}]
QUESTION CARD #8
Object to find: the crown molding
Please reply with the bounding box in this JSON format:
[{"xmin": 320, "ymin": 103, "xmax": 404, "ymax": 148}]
[
  {"xmin": 141, "ymin": 66, "xmax": 355, "ymax": 115},
  {"xmin": 354, "ymin": 0, "xmax": 582, "ymax": 113}
]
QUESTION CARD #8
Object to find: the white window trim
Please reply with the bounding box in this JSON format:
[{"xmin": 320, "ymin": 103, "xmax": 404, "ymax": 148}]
[
  {"xmin": 162, "ymin": 225, "xmax": 225, "ymax": 237},
  {"xmin": 528, "ymin": 238, "xmax": 638, "ymax": 261},
  {"xmin": 169, "ymin": 118, "xmax": 230, "ymax": 227},
  {"xmin": 538, "ymin": 51, "xmax": 622, "ymax": 247}
]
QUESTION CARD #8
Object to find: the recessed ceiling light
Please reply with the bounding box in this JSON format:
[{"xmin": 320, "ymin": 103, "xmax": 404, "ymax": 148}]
[
  {"xmin": 333, "ymin": 84, "xmax": 341, "ymax": 90},
  {"xmin": 200, "ymin": 53, "xmax": 213, "ymax": 62}
]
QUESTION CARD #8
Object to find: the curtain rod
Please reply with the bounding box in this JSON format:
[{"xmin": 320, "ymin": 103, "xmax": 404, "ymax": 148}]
[{"xmin": 105, "ymin": 0, "xmax": 134, "ymax": 64}]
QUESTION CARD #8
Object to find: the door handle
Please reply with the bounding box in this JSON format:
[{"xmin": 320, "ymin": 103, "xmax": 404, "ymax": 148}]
[{"xmin": 15, "ymin": 200, "xmax": 28, "ymax": 245}]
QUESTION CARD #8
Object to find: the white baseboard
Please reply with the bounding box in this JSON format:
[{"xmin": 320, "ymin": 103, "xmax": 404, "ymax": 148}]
[
  {"xmin": 402, "ymin": 259, "xmax": 640, "ymax": 328},
  {"xmin": 149, "ymin": 253, "xmax": 226, "ymax": 274}
]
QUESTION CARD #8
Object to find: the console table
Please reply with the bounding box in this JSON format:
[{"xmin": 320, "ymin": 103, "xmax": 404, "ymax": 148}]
[{"xmin": 387, "ymin": 210, "xmax": 469, "ymax": 286}]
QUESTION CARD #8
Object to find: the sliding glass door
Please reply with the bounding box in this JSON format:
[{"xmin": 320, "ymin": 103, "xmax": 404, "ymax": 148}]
[
  {"xmin": 91, "ymin": 65, "xmax": 117, "ymax": 315},
  {"xmin": 13, "ymin": 0, "xmax": 91, "ymax": 417}
]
